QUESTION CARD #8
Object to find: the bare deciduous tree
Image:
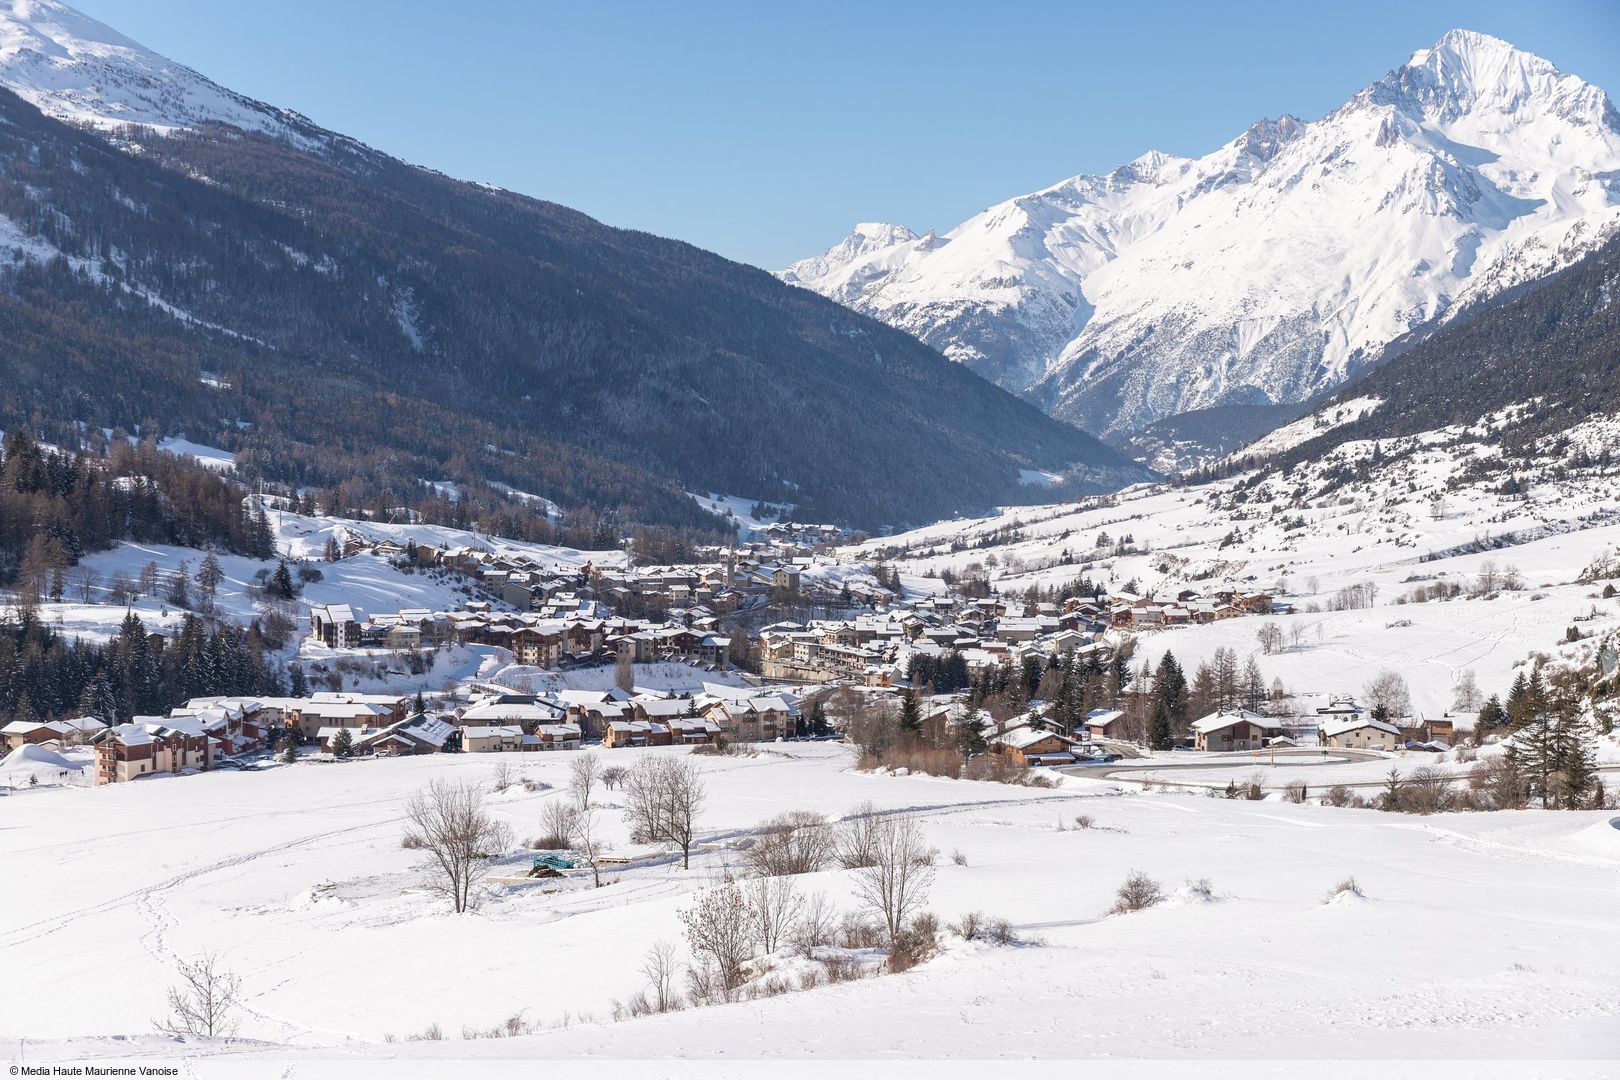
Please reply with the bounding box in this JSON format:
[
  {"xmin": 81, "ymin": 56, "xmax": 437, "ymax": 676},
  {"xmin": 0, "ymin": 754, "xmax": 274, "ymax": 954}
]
[
  {"xmin": 615, "ymin": 650, "xmax": 636, "ymax": 693},
  {"xmin": 568, "ymin": 752, "xmax": 601, "ymax": 809},
  {"xmin": 1451, "ymin": 669, "xmax": 1483, "ymax": 712},
  {"xmin": 601, "ymin": 765, "xmax": 628, "ymax": 791},
  {"xmin": 745, "ymin": 809, "xmax": 834, "ymax": 877},
  {"xmin": 69, "ymin": 564, "xmax": 101, "ymax": 603},
  {"xmin": 570, "ymin": 805, "xmax": 606, "ymax": 888},
  {"xmin": 678, "ymin": 880, "xmax": 751, "ymax": 999},
  {"xmin": 1256, "ymin": 622, "xmax": 1284, "ymax": 655},
  {"xmin": 106, "ymin": 569, "xmax": 135, "ymax": 606},
  {"xmin": 744, "ymin": 873, "xmax": 804, "ymax": 954},
  {"xmin": 490, "ymin": 759, "xmax": 516, "ymax": 793},
  {"xmin": 851, "ymin": 815, "xmax": 934, "ymax": 945},
  {"xmin": 641, "ymin": 940, "xmax": 681, "ymax": 1013},
  {"xmin": 1403, "ymin": 765, "xmax": 1453, "ymax": 814},
  {"xmin": 844, "ymin": 700, "xmax": 901, "ymax": 759},
  {"xmin": 789, "ymin": 890, "xmax": 838, "ymax": 958},
  {"xmin": 156, "ymin": 953, "xmax": 243, "ymax": 1038},
  {"xmin": 624, "ymin": 756, "xmax": 706, "ymax": 869},
  {"xmin": 403, "ymin": 779, "xmax": 514, "ymax": 913},
  {"xmin": 836, "ymin": 801, "xmax": 884, "ymax": 869},
  {"xmin": 536, "ymin": 798, "xmax": 577, "ymax": 850},
  {"xmin": 1363, "ymin": 669, "xmax": 1412, "ymax": 720}
]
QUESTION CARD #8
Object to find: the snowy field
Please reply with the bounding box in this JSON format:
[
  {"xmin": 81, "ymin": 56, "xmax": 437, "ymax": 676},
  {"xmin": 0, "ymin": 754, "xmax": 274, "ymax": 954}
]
[{"xmin": 2, "ymin": 744, "xmax": 1616, "ymax": 1073}]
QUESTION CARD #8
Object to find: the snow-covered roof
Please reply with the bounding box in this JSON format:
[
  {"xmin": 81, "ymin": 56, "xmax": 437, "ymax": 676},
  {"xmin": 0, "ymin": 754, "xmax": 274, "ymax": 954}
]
[
  {"xmin": 1191, "ymin": 709, "xmax": 1281, "ymax": 734},
  {"xmin": 636, "ymin": 699, "xmax": 692, "ymax": 718},
  {"xmin": 1320, "ymin": 716, "xmax": 1402, "ymax": 738},
  {"xmin": 992, "ymin": 725, "xmax": 1076, "ymax": 751},
  {"xmin": 461, "ymin": 702, "xmax": 559, "ymax": 723}
]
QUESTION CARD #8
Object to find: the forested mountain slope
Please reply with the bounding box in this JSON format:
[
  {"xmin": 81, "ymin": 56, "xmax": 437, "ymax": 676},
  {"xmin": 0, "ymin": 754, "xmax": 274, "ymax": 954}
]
[
  {"xmin": 0, "ymin": 5, "xmax": 1146, "ymax": 531},
  {"xmin": 1239, "ymin": 231, "xmax": 1620, "ymax": 474}
]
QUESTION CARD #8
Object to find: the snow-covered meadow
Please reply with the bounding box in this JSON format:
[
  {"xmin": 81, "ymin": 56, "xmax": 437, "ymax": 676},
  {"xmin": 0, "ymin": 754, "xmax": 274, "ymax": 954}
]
[{"xmin": 2, "ymin": 743, "xmax": 1616, "ymax": 1070}]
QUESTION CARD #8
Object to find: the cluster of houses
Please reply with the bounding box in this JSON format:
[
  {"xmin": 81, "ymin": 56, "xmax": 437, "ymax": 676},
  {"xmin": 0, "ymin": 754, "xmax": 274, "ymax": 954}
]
[
  {"xmin": 949, "ymin": 696, "xmax": 1448, "ymax": 767},
  {"xmin": 60, "ymin": 672, "xmax": 1459, "ymax": 787},
  {"xmin": 335, "ymin": 529, "xmax": 877, "ymax": 616},
  {"xmin": 1080, "ymin": 694, "xmax": 1447, "ymax": 753},
  {"xmin": 73, "ymin": 677, "xmax": 807, "ymax": 784},
  {"xmin": 1103, "ymin": 586, "xmax": 1281, "ymax": 629},
  {"xmin": 310, "ymin": 603, "xmax": 732, "ymax": 671},
  {"xmin": 757, "ymin": 596, "xmax": 1111, "ymax": 685}
]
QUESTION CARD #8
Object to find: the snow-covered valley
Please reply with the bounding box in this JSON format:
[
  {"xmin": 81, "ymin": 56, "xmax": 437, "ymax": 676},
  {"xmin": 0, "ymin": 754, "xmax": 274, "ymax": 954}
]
[{"xmin": 5, "ymin": 744, "xmax": 1617, "ymax": 1069}]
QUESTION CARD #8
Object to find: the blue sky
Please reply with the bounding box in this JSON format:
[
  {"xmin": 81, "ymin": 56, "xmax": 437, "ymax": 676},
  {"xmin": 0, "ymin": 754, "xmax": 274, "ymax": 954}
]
[{"xmin": 74, "ymin": 0, "xmax": 1620, "ymax": 269}]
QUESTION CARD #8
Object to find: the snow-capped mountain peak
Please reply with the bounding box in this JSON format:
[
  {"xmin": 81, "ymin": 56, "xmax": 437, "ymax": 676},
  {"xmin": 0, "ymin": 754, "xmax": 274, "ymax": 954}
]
[
  {"xmin": 0, "ymin": 0, "xmax": 314, "ymax": 140},
  {"xmin": 1369, "ymin": 28, "xmax": 1619, "ymax": 133},
  {"xmin": 780, "ymin": 30, "xmax": 1620, "ymax": 440}
]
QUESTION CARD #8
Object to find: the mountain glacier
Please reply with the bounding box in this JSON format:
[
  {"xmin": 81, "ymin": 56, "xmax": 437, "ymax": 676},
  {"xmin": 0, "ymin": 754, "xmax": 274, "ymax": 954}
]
[{"xmin": 780, "ymin": 30, "xmax": 1620, "ymax": 437}]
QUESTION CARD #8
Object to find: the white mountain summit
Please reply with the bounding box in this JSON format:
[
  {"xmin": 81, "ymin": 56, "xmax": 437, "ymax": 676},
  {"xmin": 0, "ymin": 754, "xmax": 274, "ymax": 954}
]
[
  {"xmin": 0, "ymin": 0, "xmax": 320, "ymax": 142},
  {"xmin": 781, "ymin": 30, "xmax": 1620, "ymax": 437}
]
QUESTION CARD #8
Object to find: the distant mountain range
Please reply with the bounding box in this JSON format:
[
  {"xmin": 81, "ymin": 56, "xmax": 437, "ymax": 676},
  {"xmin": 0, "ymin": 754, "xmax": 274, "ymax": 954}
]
[
  {"xmin": 0, "ymin": 0, "xmax": 1147, "ymax": 531},
  {"xmin": 782, "ymin": 30, "xmax": 1620, "ymax": 441}
]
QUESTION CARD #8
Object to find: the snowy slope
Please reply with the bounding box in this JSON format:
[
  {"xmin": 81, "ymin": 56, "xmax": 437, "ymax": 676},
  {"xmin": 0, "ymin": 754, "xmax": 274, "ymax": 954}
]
[
  {"xmin": 782, "ymin": 30, "xmax": 1620, "ymax": 438},
  {"xmin": 3, "ymin": 744, "xmax": 1617, "ymax": 1064},
  {"xmin": 0, "ymin": 0, "xmax": 317, "ymax": 140}
]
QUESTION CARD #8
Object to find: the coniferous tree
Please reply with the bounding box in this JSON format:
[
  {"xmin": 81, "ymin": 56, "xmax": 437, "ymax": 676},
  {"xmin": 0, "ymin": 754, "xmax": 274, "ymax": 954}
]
[
  {"xmin": 1153, "ymin": 651, "xmax": 1189, "ymax": 736},
  {"xmin": 1557, "ymin": 722, "xmax": 1597, "ymax": 809},
  {"xmin": 331, "ymin": 727, "xmax": 354, "ymax": 759},
  {"xmin": 267, "ymin": 560, "xmax": 298, "ymax": 602},
  {"xmin": 955, "ymin": 710, "xmax": 988, "ymax": 756},
  {"xmin": 899, "ymin": 690, "xmax": 922, "ymax": 737},
  {"xmin": 1505, "ymin": 671, "xmax": 1533, "ymax": 729},
  {"xmin": 1148, "ymin": 696, "xmax": 1174, "ymax": 751},
  {"xmin": 1240, "ymin": 657, "xmax": 1265, "ymax": 711}
]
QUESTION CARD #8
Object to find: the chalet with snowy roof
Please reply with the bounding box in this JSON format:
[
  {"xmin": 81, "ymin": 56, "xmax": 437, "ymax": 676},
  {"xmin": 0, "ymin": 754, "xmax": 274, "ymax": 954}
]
[
  {"xmin": 461, "ymin": 725, "xmax": 526, "ymax": 753},
  {"xmin": 604, "ymin": 719, "xmax": 668, "ymax": 748},
  {"xmin": 1319, "ymin": 715, "xmax": 1402, "ymax": 750},
  {"xmin": 284, "ymin": 693, "xmax": 407, "ymax": 738},
  {"xmin": 459, "ymin": 700, "xmax": 565, "ymax": 729},
  {"xmin": 994, "ymin": 616, "xmax": 1057, "ymax": 643},
  {"xmin": 508, "ymin": 626, "xmax": 564, "ymax": 668},
  {"xmin": 2, "ymin": 717, "xmax": 107, "ymax": 750},
  {"xmin": 309, "ymin": 604, "xmax": 365, "ymax": 648},
  {"xmin": 698, "ymin": 693, "xmax": 796, "ymax": 742},
  {"xmin": 1084, "ymin": 708, "xmax": 1130, "ymax": 741},
  {"xmin": 670, "ymin": 717, "xmax": 721, "ymax": 744},
  {"xmin": 355, "ymin": 713, "xmax": 455, "ymax": 755},
  {"xmin": 1046, "ymin": 629, "xmax": 1091, "ymax": 655},
  {"xmin": 991, "ymin": 724, "xmax": 1083, "ymax": 766},
  {"xmin": 92, "ymin": 718, "xmax": 213, "ymax": 784},
  {"xmin": 169, "ymin": 700, "xmax": 266, "ymax": 756},
  {"xmin": 1191, "ymin": 709, "xmax": 1284, "ymax": 752}
]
